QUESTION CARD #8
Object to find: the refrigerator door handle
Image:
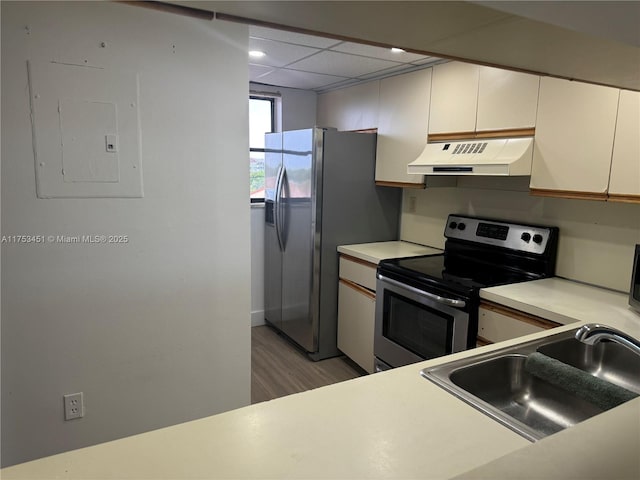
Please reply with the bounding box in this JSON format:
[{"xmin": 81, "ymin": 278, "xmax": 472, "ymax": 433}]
[
  {"xmin": 278, "ymin": 167, "xmax": 288, "ymax": 251},
  {"xmin": 274, "ymin": 166, "xmax": 285, "ymax": 252}
]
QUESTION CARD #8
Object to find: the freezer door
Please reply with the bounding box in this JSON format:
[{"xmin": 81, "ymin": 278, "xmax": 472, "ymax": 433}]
[
  {"xmin": 264, "ymin": 132, "xmax": 283, "ymax": 329},
  {"xmin": 280, "ymin": 128, "xmax": 319, "ymax": 352}
]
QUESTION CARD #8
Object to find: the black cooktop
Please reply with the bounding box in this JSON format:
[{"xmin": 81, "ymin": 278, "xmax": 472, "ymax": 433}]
[
  {"xmin": 379, "ymin": 253, "xmax": 543, "ymax": 296},
  {"xmin": 378, "ymin": 215, "xmax": 558, "ymax": 298}
]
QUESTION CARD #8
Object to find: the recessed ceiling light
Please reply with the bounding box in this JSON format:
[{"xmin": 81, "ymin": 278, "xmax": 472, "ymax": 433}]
[
  {"xmin": 249, "ymin": 50, "xmax": 266, "ymax": 58},
  {"xmin": 391, "ymin": 47, "xmax": 406, "ymax": 53}
]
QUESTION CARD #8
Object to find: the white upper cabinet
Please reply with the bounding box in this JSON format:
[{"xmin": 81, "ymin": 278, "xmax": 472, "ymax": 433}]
[
  {"xmin": 316, "ymin": 81, "xmax": 380, "ymax": 132},
  {"xmin": 429, "ymin": 62, "xmax": 540, "ymax": 136},
  {"xmin": 476, "ymin": 67, "xmax": 540, "ymax": 132},
  {"xmin": 608, "ymin": 90, "xmax": 640, "ymax": 200},
  {"xmin": 429, "ymin": 62, "xmax": 479, "ymax": 135},
  {"xmin": 530, "ymin": 77, "xmax": 620, "ymax": 197},
  {"xmin": 376, "ymin": 68, "xmax": 433, "ymax": 185}
]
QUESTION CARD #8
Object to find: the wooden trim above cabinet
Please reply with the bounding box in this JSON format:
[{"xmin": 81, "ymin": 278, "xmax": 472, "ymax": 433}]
[
  {"xmin": 428, "ymin": 131, "xmax": 477, "ymax": 142},
  {"xmin": 480, "ymin": 300, "xmax": 562, "ymax": 330},
  {"xmin": 339, "ymin": 278, "xmax": 376, "ymax": 300},
  {"xmin": 607, "ymin": 193, "xmax": 640, "ymax": 204},
  {"xmin": 428, "ymin": 128, "xmax": 535, "ymax": 143},
  {"xmin": 375, "ymin": 181, "xmax": 425, "ymax": 189},
  {"xmin": 529, "ymin": 188, "xmax": 608, "ymax": 201},
  {"xmin": 476, "ymin": 128, "xmax": 536, "ymax": 139}
]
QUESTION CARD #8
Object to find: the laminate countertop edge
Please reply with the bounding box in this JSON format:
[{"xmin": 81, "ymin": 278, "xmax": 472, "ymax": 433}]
[{"xmin": 337, "ymin": 240, "xmax": 442, "ymax": 265}]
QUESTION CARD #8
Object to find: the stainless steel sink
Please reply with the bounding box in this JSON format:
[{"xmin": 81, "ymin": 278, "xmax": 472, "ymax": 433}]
[
  {"xmin": 422, "ymin": 328, "xmax": 640, "ymax": 441},
  {"xmin": 537, "ymin": 338, "xmax": 640, "ymax": 394}
]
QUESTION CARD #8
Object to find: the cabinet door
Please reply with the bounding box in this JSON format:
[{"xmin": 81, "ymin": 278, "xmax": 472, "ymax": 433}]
[
  {"xmin": 375, "ymin": 68, "xmax": 432, "ymax": 186},
  {"xmin": 608, "ymin": 90, "xmax": 640, "ymax": 201},
  {"xmin": 476, "ymin": 67, "xmax": 539, "ymax": 132},
  {"xmin": 429, "ymin": 62, "xmax": 479, "ymax": 135},
  {"xmin": 530, "ymin": 77, "xmax": 619, "ymax": 198},
  {"xmin": 337, "ymin": 281, "xmax": 375, "ymax": 373}
]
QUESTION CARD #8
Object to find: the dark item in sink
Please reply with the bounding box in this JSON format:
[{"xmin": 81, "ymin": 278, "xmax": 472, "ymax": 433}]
[
  {"xmin": 537, "ymin": 337, "xmax": 640, "ymax": 394},
  {"xmin": 524, "ymin": 352, "xmax": 638, "ymax": 411}
]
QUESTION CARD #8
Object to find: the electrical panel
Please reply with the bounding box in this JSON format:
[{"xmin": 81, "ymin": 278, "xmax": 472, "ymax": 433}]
[{"xmin": 28, "ymin": 60, "xmax": 143, "ymax": 198}]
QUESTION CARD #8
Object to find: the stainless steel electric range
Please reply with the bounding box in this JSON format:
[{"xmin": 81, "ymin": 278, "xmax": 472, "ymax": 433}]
[{"xmin": 374, "ymin": 214, "xmax": 559, "ymax": 371}]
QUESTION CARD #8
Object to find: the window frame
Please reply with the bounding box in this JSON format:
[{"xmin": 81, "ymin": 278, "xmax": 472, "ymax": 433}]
[{"xmin": 249, "ymin": 95, "xmax": 276, "ymax": 203}]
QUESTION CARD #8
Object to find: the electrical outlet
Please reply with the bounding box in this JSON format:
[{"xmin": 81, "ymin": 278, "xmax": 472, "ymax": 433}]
[
  {"xmin": 63, "ymin": 392, "xmax": 84, "ymax": 420},
  {"xmin": 407, "ymin": 196, "xmax": 417, "ymax": 213}
]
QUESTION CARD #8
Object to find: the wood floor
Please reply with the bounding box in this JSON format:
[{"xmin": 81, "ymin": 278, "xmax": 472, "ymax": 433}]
[{"xmin": 251, "ymin": 325, "xmax": 364, "ymax": 404}]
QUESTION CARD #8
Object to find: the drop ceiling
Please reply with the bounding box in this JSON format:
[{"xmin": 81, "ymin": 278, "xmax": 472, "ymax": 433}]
[
  {"xmin": 175, "ymin": 1, "xmax": 640, "ymax": 92},
  {"xmin": 248, "ymin": 26, "xmax": 441, "ymax": 92}
]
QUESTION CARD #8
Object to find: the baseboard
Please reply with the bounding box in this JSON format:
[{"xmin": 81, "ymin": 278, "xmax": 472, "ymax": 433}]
[{"xmin": 251, "ymin": 310, "xmax": 265, "ymax": 327}]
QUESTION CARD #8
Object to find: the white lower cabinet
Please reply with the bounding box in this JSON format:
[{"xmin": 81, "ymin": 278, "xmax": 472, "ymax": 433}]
[
  {"xmin": 478, "ymin": 301, "xmax": 561, "ymax": 344},
  {"xmin": 337, "ymin": 255, "xmax": 377, "ymax": 373}
]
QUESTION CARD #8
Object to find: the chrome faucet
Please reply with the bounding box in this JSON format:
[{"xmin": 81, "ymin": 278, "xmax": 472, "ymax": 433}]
[{"xmin": 575, "ymin": 324, "xmax": 640, "ymax": 357}]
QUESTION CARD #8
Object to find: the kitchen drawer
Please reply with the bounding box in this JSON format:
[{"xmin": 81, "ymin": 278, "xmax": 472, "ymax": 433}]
[
  {"xmin": 339, "ymin": 255, "xmax": 377, "ymax": 291},
  {"xmin": 478, "ymin": 301, "xmax": 561, "ymax": 344}
]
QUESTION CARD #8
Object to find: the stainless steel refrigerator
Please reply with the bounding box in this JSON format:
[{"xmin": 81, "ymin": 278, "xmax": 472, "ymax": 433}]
[{"xmin": 264, "ymin": 128, "xmax": 401, "ymax": 360}]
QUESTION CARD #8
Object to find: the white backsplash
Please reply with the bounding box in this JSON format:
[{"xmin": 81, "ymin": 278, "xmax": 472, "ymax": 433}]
[{"xmin": 400, "ymin": 184, "xmax": 640, "ymax": 293}]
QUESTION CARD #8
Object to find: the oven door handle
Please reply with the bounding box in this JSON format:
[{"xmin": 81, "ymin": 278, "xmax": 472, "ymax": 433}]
[{"xmin": 377, "ymin": 274, "xmax": 467, "ymax": 308}]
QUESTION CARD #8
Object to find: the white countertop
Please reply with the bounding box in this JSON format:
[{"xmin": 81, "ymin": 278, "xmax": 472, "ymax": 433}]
[
  {"xmin": 2, "ymin": 354, "xmax": 532, "ymax": 479},
  {"xmin": 482, "ymin": 277, "xmax": 640, "ymax": 337},
  {"xmin": 337, "ymin": 240, "xmax": 442, "ymax": 264},
  {"xmin": 3, "ymin": 278, "xmax": 640, "ymax": 479}
]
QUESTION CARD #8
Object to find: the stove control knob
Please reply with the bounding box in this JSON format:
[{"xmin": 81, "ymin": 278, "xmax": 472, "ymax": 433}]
[
  {"xmin": 449, "ymin": 221, "xmax": 458, "ymax": 229},
  {"xmin": 521, "ymin": 232, "xmax": 531, "ymax": 242},
  {"xmin": 457, "ymin": 222, "xmax": 466, "ymax": 231},
  {"xmin": 532, "ymin": 234, "xmax": 544, "ymax": 244}
]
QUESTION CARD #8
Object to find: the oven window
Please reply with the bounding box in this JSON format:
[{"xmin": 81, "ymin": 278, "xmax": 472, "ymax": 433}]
[{"xmin": 383, "ymin": 291, "xmax": 454, "ymax": 360}]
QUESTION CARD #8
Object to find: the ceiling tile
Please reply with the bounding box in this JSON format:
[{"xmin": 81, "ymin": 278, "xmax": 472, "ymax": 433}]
[
  {"xmin": 249, "ymin": 26, "xmax": 342, "ymax": 49},
  {"xmin": 249, "ymin": 37, "xmax": 321, "ymax": 68},
  {"xmin": 249, "ymin": 63, "xmax": 275, "ymax": 81},
  {"xmin": 287, "ymin": 50, "xmax": 402, "ymax": 78},
  {"xmin": 255, "ymin": 68, "xmax": 349, "ymax": 90},
  {"xmin": 331, "ymin": 42, "xmax": 428, "ymax": 63}
]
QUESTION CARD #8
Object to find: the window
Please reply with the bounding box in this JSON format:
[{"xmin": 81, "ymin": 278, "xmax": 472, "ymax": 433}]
[{"xmin": 249, "ymin": 96, "xmax": 275, "ymax": 202}]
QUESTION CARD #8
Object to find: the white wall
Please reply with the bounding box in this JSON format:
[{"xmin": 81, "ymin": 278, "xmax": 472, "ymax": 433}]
[
  {"xmin": 251, "ymin": 204, "xmax": 266, "ymax": 326},
  {"xmin": 1, "ymin": 2, "xmax": 250, "ymax": 467},
  {"xmin": 401, "ymin": 182, "xmax": 640, "ymax": 292},
  {"xmin": 249, "ymin": 83, "xmax": 317, "ymax": 327},
  {"xmin": 317, "ymin": 81, "xmax": 380, "ymax": 131}
]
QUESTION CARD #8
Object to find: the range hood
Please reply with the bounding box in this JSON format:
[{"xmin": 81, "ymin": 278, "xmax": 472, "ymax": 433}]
[{"xmin": 407, "ymin": 137, "xmax": 534, "ymax": 176}]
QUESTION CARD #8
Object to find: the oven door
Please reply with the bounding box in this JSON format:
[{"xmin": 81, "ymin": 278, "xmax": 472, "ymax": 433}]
[{"xmin": 374, "ymin": 274, "xmax": 471, "ymax": 368}]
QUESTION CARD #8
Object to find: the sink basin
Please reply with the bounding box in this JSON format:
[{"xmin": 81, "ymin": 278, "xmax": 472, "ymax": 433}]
[
  {"xmin": 449, "ymin": 354, "xmax": 602, "ymax": 438},
  {"xmin": 422, "ymin": 328, "xmax": 640, "ymax": 441}
]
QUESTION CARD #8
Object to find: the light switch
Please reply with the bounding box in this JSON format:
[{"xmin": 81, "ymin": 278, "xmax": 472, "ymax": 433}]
[{"xmin": 105, "ymin": 134, "xmax": 118, "ymax": 153}]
